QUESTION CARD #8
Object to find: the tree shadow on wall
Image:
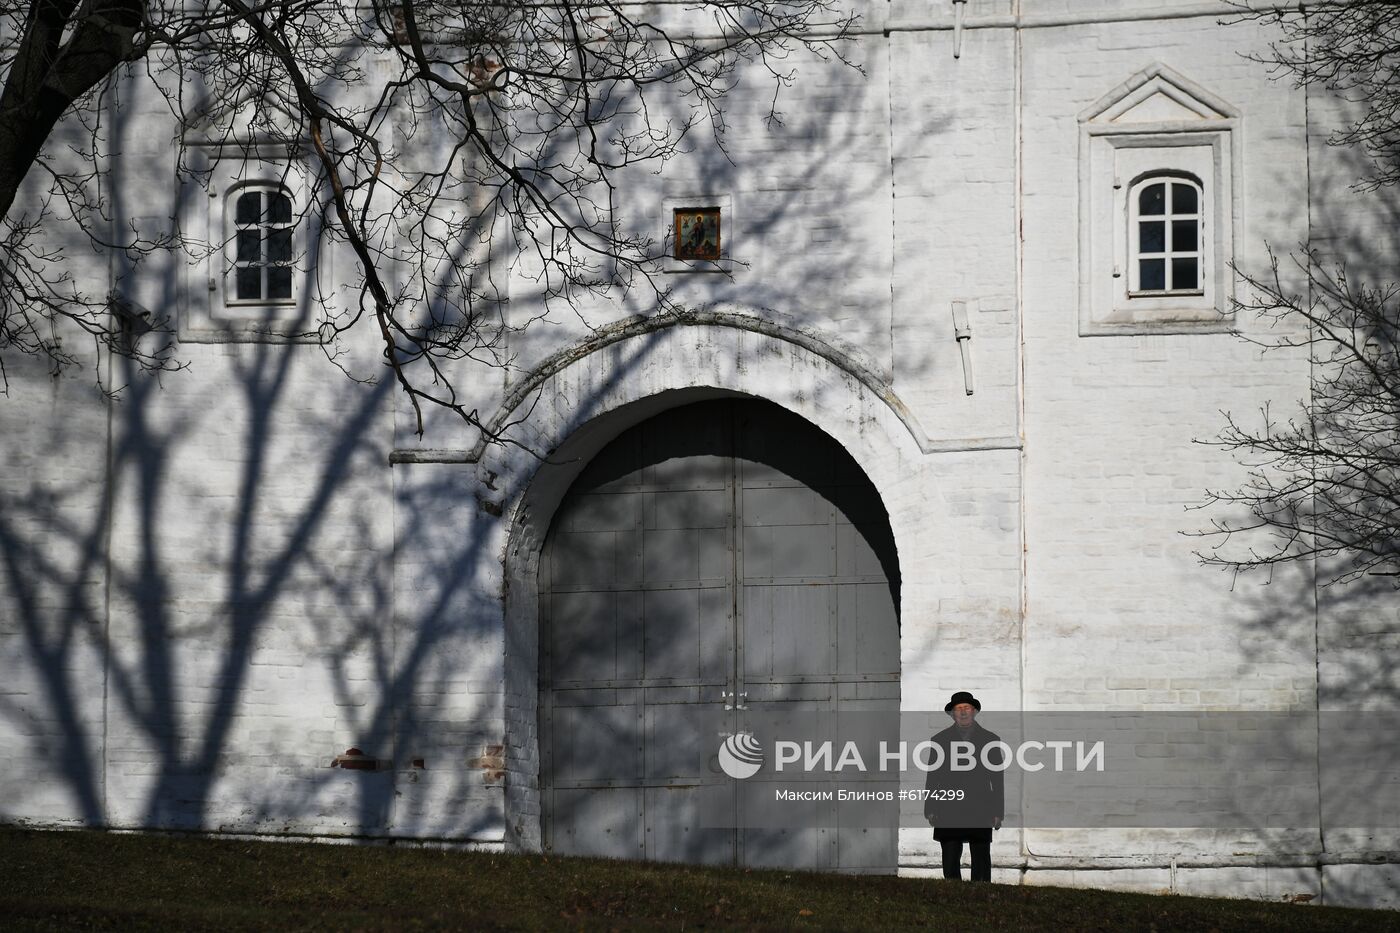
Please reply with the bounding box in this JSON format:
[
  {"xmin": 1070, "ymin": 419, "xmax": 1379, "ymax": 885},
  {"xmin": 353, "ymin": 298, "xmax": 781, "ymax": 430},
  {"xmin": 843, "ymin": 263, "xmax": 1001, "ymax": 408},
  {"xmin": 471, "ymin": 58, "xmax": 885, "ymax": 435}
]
[
  {"xmin": 0, "ymin": 290, "xmax": 523, "ymax": 839},
  {"xmin": 1192, "ymin": 126, "xmax": 1400, "ymax": 905},
  {"xmin": 0, "ymin": 18, "xmax": 906, "ymax": 846},
  {"xmin": 0, "ymin": 91, "xmax": 510, "ymax": 842}
]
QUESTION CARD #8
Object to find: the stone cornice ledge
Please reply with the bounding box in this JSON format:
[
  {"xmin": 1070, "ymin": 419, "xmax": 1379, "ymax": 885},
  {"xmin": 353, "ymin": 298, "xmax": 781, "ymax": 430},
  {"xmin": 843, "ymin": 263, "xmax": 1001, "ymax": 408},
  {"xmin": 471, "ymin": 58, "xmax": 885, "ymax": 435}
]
[{"xmin": 389, "ymin": 307, "xmax": 1020, "ymax": 464}]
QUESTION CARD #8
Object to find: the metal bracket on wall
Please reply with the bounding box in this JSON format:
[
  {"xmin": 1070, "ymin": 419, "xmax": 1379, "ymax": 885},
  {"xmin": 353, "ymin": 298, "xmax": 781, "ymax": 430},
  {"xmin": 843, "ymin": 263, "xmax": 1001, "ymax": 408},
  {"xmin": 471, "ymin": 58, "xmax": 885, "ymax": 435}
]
[
  {"xmin": 952, "ymin": 300, "xmax": 974, "ymax": 396},
  {"xmin": 953, "ymin": 0, "xmax": 968, "ymax": 59}
]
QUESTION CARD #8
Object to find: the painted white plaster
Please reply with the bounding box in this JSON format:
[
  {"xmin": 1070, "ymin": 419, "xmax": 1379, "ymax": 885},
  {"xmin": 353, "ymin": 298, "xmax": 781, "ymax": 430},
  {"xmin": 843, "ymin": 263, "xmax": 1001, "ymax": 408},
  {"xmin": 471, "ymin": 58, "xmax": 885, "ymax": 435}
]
[{"xmin": 2, "ymin": 0, "xmax": 1397, "ymax": 910}]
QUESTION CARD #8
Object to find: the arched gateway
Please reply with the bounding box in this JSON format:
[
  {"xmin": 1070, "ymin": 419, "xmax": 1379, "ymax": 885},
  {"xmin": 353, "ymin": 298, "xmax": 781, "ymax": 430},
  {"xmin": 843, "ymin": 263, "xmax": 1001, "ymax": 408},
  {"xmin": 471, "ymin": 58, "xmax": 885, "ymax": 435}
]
[{"xmin": 538, "ymin": 398, "xmax": 901, "ymax": 871}]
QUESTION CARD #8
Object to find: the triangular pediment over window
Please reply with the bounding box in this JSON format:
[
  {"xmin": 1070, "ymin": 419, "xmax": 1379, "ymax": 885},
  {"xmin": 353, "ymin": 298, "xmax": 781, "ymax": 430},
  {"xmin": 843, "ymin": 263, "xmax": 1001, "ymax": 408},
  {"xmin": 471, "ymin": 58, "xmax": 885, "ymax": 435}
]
[{"xmin": 1080, "ymin": 63, "xmax": 1238, "ymax": 126}]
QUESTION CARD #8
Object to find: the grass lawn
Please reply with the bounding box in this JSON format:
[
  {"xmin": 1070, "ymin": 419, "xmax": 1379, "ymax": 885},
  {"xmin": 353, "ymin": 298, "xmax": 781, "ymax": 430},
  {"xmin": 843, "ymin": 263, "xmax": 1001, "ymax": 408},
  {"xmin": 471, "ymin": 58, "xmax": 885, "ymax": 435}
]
[{"xmin": 0, "ymin": 826, "xmax": 1394, "ymax": 931}]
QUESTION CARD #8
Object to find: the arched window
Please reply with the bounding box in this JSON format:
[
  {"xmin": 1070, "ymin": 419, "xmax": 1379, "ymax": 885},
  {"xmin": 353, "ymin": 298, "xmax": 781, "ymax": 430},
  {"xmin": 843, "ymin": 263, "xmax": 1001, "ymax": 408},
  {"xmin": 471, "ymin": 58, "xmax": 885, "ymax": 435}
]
[
  {"xmin": 1128, "ymin": 175, "xmax": 1202, "ymax": 295},
  {"xmin": 228, "ymin": 184, "xmax": 296, "ymax": 304}
]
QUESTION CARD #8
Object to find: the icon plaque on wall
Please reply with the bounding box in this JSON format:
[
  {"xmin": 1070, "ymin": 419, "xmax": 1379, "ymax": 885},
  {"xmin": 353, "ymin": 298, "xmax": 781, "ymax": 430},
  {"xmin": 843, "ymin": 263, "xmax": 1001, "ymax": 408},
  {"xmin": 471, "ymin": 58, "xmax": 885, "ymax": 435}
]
[{"xmin": 674, "ymin": 207, "xmax": 721, "ymax": 261}]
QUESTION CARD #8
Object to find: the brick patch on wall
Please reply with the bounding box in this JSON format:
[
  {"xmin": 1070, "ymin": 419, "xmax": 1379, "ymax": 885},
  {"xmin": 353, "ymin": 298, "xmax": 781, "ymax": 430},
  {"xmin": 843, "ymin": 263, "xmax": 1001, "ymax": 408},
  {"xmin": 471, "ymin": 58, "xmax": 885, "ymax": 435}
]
[{"xmin": 468, "ymin": 744, "xmax": 506, "ymax": 784}]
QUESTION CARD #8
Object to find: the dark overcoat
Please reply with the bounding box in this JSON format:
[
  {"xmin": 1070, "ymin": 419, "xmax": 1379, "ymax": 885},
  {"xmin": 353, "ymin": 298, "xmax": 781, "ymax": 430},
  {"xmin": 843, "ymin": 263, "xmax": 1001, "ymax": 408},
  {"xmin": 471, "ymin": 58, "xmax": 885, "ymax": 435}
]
[{"xmin": 923, "ymin": 721, "xmax": 1006, "ymax": 843}]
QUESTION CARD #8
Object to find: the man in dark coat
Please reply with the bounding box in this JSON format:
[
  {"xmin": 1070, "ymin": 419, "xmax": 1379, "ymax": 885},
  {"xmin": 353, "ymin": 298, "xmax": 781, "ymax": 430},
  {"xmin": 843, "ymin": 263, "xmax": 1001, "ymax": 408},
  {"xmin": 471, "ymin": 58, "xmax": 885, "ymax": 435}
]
[{"xmin": 923, "ymin": 690, "xmax": 1004, "ymax": 882}]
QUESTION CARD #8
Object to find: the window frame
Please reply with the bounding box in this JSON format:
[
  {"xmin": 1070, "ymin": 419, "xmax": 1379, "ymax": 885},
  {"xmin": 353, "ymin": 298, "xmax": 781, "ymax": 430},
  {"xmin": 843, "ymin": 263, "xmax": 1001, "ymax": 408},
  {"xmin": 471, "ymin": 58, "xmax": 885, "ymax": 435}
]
[
  {"xmin": 1076, "ymin": 64, "xmax": 1239, "ymax": 337},
  {"xmin": 224, "ymin": 181, "xmax": 301, "ymax": 308},
  {"xmin": 1080, "ymin": 129, "xmax": 1235, "ymax": 335},
  {"xmin": 178, "ymin": 146, "xmax": 326, "ymax": 343},
  {"xmin": 1126, "ymin": 173, "xmax": 1204, "ymax": 297}
]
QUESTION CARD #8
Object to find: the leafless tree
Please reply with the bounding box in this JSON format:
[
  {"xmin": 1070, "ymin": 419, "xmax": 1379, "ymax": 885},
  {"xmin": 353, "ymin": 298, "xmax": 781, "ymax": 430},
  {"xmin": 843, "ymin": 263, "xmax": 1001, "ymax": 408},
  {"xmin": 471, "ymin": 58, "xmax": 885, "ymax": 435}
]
[
  {"xmin": 0, "ymin": 0, "xmax": 855, "ymax": 433},
  {"xmin": 1195, "ymin": 3, "xmax": 1400, "ymax": 584},
  {"xmin": 1196, "ymin": 251, "xmax": 1400, "ymax": 584},
  {"xmin": 1233, "ymin": 0, "xmax": 1400, "ymax": 191}
]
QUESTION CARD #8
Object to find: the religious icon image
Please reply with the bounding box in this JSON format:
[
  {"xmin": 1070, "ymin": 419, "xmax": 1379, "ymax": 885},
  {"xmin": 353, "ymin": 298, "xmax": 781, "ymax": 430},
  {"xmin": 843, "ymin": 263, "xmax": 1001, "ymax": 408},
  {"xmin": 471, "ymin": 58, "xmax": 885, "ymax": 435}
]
[{"xmin": 674, "ymin": 207, "xmax": 721, "ymax": 261}]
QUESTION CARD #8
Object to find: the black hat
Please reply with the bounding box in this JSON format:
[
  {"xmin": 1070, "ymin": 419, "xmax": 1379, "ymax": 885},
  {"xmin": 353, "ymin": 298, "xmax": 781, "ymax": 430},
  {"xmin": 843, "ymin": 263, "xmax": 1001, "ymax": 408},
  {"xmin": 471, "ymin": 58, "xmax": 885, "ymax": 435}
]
[{"xmin": 944, "ymin": 691, "xmax": 981, "ymax": 713}]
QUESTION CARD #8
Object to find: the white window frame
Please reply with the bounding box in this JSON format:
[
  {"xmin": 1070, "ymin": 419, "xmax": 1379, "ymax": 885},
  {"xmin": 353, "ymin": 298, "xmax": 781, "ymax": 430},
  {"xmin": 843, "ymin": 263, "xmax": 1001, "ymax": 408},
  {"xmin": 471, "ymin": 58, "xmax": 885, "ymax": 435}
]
[
  {"xmin": 225, "ymin": 182, "xmax": 300, "ymax": 308},
  {"xmin": 1127, "ymin": 173, "xmax": 1204, "ymax": 296},
  {"xmin": 179, "ymin": 146, "xmax": 325, "ymax": 342},
  {"xmin": 1078, "ymin": 64, "xmax": 1239, "ymax": 336}
]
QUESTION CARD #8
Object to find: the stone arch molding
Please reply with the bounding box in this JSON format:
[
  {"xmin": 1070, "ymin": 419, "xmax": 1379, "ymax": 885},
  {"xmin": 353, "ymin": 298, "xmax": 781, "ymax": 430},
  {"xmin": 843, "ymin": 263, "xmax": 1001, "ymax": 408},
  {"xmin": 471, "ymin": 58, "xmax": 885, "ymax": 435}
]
[
  {"xmin": 475, "ymin": 304, "xmax": 977, "ymax": 515},
  {"xmin": 489, "ymin": 308, "xmax": 926, "ymax": 851},
  {"xmin": 487, "ymin": 304, "xmax": 932, "ymax": 544}
]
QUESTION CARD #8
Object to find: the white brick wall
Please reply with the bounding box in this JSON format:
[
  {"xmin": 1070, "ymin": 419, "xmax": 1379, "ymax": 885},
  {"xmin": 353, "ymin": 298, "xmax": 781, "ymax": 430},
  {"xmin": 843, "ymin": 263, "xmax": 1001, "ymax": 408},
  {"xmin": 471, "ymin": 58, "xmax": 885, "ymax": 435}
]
[{"xmin": 2, "ymin": 0, "xmax": 1397, "ymax": 908}]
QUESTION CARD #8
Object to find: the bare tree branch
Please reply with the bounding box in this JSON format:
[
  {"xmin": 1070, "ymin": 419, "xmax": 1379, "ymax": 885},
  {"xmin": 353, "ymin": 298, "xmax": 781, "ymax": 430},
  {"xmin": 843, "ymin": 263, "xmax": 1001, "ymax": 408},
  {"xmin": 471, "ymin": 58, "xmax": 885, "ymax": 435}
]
[
  {"xmin": 0, "ymin": 0, "xmax": 857, "ymax": 436},
  {"xmin": 1229, "ymin": 0, "xmax": 1400, "ymax": 191},
  {"xmin": 1193, "ymin": 249, "xmax": 1400, "ymax": 584}
]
